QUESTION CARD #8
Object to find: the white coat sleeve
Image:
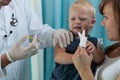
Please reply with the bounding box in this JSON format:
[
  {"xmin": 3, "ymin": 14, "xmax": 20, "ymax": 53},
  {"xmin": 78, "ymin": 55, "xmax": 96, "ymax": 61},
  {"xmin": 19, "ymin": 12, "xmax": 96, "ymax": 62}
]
[
  {"xmin": 24, "ymin": 0, "xmax": 55, "ymax": 48},
  {"xmin": 0, "ymin": 55, "xmax": 6, "ymax": 77}
]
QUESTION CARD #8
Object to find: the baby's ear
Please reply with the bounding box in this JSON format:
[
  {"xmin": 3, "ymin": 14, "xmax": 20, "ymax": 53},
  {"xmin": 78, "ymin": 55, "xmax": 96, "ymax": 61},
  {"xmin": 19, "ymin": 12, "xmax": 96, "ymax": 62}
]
[{"xmin": 90, "ymin": 19, "xmax": 96, "ymax": 28}]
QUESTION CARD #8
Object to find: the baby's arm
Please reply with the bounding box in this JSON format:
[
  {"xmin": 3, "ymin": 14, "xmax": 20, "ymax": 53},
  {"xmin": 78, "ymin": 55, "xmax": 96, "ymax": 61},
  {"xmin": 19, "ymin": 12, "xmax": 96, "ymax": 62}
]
[
  {"xmin": 86, "ymin": 41, "xmax": 105, "ymax": 64},
  {"xmin": 92, "ymin": 47, "xmax": 105, "ymax": 64},
  {"xmin": 54, "ymin": 43, "xmax": 73, "ymax": 64}
]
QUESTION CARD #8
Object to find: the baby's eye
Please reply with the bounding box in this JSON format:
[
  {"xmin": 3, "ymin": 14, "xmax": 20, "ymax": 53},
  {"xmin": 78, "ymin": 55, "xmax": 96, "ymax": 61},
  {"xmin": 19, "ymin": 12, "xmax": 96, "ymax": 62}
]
[
  {"xmin": 71, "ymin": 18, "xmax": 75, "ymax": 20},
  {"xmin": 80, "ymin": 18, "xmax": 87, "ymax": 21}
]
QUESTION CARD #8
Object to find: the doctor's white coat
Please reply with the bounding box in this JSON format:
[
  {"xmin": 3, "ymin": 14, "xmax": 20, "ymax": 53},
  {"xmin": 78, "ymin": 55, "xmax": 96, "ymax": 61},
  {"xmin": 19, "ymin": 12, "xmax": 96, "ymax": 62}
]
[{"xmin": 0, "ymin": 0, "xmax": 54, "ymax": 80}]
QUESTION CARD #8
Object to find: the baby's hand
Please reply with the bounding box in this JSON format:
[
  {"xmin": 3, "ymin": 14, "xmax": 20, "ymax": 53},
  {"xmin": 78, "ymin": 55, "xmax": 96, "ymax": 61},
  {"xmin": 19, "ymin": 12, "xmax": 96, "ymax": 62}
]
[{"xmin": 86, "ymin": 41, "xmax": 95, "ymax": 54}]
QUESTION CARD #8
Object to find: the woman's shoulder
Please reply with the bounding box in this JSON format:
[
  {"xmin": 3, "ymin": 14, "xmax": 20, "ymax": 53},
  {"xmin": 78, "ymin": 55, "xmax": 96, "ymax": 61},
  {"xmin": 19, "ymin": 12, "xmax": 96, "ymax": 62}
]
[{"xmin": 96, "ymin": 56, "xmax": 120, "ymax": 80}]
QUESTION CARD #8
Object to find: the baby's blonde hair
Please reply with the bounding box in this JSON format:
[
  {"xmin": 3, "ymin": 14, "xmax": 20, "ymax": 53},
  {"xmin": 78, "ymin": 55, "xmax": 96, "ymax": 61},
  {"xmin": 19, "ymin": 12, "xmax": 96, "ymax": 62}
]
[{"xmin": 70, "ymin": 0, "xmax": 95, "ymax": 19}]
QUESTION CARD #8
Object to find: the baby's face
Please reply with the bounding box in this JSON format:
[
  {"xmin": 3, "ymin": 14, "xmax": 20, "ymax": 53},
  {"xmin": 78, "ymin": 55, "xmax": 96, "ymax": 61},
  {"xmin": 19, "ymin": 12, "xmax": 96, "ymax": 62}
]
[{"xmin": 69, "ymin": 6, "xmax": 94, "ymax": 36}]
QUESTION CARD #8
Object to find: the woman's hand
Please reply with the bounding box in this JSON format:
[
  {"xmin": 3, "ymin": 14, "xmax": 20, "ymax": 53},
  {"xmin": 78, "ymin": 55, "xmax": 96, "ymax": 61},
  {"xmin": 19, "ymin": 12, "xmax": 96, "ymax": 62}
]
[
  {"xmin": 72, "ymin": 46, "xmax": 95, "ymax": 80},
  {"xmin": 72, "ymin": 46, "xmax": 93, "ymax": 71}
]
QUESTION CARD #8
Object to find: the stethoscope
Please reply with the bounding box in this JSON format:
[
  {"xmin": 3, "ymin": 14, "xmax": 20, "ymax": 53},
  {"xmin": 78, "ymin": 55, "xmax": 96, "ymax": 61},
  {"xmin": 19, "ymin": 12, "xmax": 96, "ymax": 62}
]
[
  {"xmin": 0, "ymin": 3, "xmax": 18, "ymax": 38},
  {"xmin": 10, "ymin": 2, "xmax": 18, "ymax": 27},
  {"xmin": 10, "ymin": 13, "xmax": 18, "ymax": 26},
  {"xmin": 5, "ymin": 3, "xmax": 18, "ymax": 37},
  {"xmin": 0, "ymin": 2, "xmax": 18, "ymax": 51}
]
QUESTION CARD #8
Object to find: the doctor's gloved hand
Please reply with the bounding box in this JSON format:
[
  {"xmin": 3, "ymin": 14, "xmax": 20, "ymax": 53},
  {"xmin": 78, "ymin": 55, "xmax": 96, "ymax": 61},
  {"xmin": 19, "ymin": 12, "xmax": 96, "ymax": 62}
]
[
  {"xmin": 53, "ymin": 29, "xmax": 73, "ymax": 48},
  {"xmin": 6, "ymin": 35, "xmax": 39, "ymax": 62}
]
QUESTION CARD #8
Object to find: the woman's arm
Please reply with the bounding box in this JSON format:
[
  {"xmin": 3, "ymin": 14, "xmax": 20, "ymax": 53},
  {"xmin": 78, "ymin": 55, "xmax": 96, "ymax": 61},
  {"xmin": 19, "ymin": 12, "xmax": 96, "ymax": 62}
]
[
  {"xmin": 86, "ymin": 41, "xmax": 105, "ymax": 64},
  {"xmin": 72, "ymin": 47, "xmax": 95, "ymax": 80},
  {"xmin": 54, "ymin": 43, "xmax": 73, "ymax": 64},
  {"xmin": 78, "ymin": 66, "xmax": 95, "ymax": 80}
]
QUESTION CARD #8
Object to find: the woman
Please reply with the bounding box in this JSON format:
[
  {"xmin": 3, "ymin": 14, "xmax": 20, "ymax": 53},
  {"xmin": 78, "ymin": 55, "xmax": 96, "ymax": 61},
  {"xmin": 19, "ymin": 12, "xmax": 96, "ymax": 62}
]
[{"xmin": 72, "ymin": 0, "xmax": 120, "ymax": 80}]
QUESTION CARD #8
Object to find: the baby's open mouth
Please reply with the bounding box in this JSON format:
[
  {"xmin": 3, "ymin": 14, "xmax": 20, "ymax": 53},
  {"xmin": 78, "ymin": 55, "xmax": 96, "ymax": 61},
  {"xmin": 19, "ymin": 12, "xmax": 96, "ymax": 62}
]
[{"xmin": 73, "ymin": 26, "xmax": 82, "ymax": 30}]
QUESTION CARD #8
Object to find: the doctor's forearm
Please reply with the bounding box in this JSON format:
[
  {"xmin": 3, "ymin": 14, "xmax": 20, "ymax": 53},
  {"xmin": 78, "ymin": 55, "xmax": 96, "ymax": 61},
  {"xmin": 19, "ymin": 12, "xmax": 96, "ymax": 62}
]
[{"xmin": 1, "ymin": 54, "xmax": 11, "ymax": 69}]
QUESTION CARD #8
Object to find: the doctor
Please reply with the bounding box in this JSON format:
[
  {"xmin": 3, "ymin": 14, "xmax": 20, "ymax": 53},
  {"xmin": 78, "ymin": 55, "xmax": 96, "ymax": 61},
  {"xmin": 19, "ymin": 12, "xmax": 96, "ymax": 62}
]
[{"xmin": 0, "ymin": 0, "xmax": 73, "ymax": 80}]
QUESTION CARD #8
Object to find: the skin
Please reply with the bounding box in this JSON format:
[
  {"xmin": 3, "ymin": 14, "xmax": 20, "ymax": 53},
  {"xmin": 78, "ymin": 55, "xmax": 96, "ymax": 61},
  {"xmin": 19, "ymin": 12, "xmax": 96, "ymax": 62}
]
[
  {"xmin": 0, "ymin": 0, "xmax": 11, "ymax": 8},
  {"xmin": 101, "ymin": 3, "xmax": 119, "ymax": 41},
  {"xmin": 69, "ymin": 6, "xmax": 96, "ymax": 55},
  {"xmin": 69, "ymin": 6, "xmax": 95, "ymax": 36},
  {"xmin": 117, "ymin": 75, "xmax": 120, "ymax": 80},
  {"xmin": 1, "ymin": 54, "xmax": 11, "ymax": 68},
  {"xmin": 72, "ymin": 2, "xmax": 120, "ymax": 80},
  {"xmin": 73, "ymin": 47, "xmax": 94, "ymax": 80},
  {"xmin": 102, "ymin": 3, "xmax": 120, "ymax": 58}
]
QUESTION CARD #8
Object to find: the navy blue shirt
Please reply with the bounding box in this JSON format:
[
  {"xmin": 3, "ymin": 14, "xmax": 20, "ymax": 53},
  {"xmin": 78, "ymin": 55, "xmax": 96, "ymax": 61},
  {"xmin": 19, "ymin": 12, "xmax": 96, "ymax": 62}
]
[{"xmin": 51, "ymin": 36, "xmax": 97, "ymax": 80}]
